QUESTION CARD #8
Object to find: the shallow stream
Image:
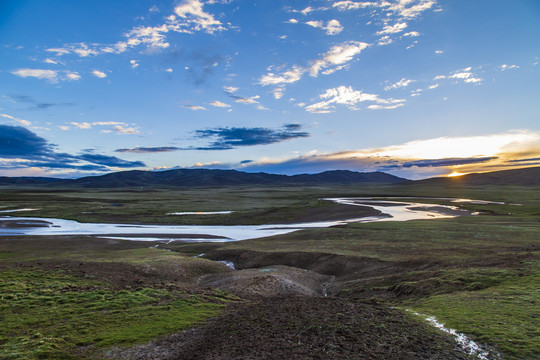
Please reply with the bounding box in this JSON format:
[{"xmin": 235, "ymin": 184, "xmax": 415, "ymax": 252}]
[{"xmin": 0, "ymin": 198, "xmax": 482, "ymax": 242}]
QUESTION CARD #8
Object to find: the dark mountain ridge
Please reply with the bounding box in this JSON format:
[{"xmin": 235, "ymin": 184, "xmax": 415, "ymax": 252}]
[
  {"xmin": 0, "ymin": 169, "xmax": 407, "ymax": 188},
  {"xmin": 1, "ymin": 166, "xmax": 538, "ymax": 188}
]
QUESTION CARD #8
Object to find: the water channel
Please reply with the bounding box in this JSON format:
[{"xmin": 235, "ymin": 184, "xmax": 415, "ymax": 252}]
[{"xmin": 0, "ymin": 198, "xmax": 486, "ymax": 242}]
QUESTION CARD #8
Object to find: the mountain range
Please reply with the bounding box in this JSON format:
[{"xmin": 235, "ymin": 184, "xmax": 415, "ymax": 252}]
[
  {"xmin": 0, "ymin": 167, "xmax": 538, "ymax": 188},
  {"xmin": 0, "ymin": 169, "xmax": 406, "ymax": 188}
]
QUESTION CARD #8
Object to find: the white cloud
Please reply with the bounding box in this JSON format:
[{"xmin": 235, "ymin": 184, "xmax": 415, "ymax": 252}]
[
  {"xmin": 259, "ymin": 66, "xmax": 305, "ymax": 86},
  {"xmin": 273, "ymin": 86, "xmax": 285, "ymax": 99},
  {"xmin": 209, "ymin": 100, "xmax": 231, "ymax": 108},
  {"xmin": 305, "ymin": 19, "xmax": 343, "ymax": 35},
  {"xmin": 287, "ymin": 18, "xmax": 299, "ymax": 24},
  {"xmin": 0, "ymin": 114, "xmax": 16, "ymax": 120},
  {"xmin": 333, "ymin": 0, "xmax": 436, "ymax": 19},
  {"xmin": 173, "ymin": 0, "xmax": 226, "ymax": 33},
  {"xmin": 93, "ymin": 122, "xmax": 125, "ymax": 126},
  {"xmin": 42, "ymin": 1, "xmax": 229, "ymax": 60},
  {"xmin": 11, "ymin": 69, "xmax": 80, "ymax": 83},
  {"xmin": 464, "ymin": 77, "xmax": 482, "ymax": 84},
  {"xmin": 234, "ymin": 95, "xmax": 259, "ymax": 104},
  {"xmin": 435, "ymin": 50, "xmax": 444, "ymax": 54},
  {"xmin": 44, "ymin": 58, "xmax": 58, "ymax": 64},
  {"xmin": 1, "ymin": 113, "xmax": 31, "ymax": 126},
  {"xmin": 149, "ymin": 4, "xmax": 159, "ymax": 12},
  {"xmin": 113, "ymin": 125, "xmax": 140, "ymax": 134},
  {"xmin": 11, "ymin": 69, "xmax": 58, "ymax": 82},
  {"xmin": 70, "ymin": 122, "xmax": 92, "ymax": 129},
  {"xmin": 428, "ymin": 83, "xmax": 439, "ymax": 89},
  {"xmin": 500, "ymin": 64, "xmax": 519, "ymax": 71},
  {"xmin": 165, "ymin": 68, "xmax": 173, "ymax": 72},
  {"xmin": 259, "ymin": 41, "xmax": 369, "ymax": 99},
  {"xmin": 92, "ymin": 70, "xmax": 107, "ymax": 78},
  {"xmin": 130, "ymin": 60, "xmax": 139, "ymax": 69},
  {"xmin": 184, "ymin": 105, "xmax": 207, "ymax": 111},
  {"xmin": 45, "ymin": 48, "xmax": 70, "ymax": 56},
  {"xmin": 333, "ymin": 1, "xmax": 377, "ymax": 11},
  {"xmin": 434, "ymin": 67, "xmax": 482, "ymax": 85},
  {"xmin": 308, "ymin": 41, "xmax": 369, "ymax": 76},
  {"xmin": 65, "ymin": 72, "xmax": 81, "ymax": 81},
  {"xmin": 385, "ymin": 78, "xmax": 415, "ymax": 90},
  {"xmin": 305, "ymin": 85, "xmax": 405, "ymax": 113},
  {"xmin": 377, "ymin": 22, "xmax": 408, "ymax": 35},
  {"xmin": 403, "ymin": 31, "xmax": 420, "ymax": 37},
  {"xmin": 223, "ymin": 86, "xmax": 239, "ymax": 93},
  {"xmin": 58, "ymin": 126, "xmax": 70, "ymax": 131},
  {"xmin": 377, "ymin": 36, "xmax": 393, "ymax": 46}
]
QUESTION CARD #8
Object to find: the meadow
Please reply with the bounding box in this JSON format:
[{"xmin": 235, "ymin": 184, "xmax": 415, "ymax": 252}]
[{"xmin": 0, "ymin": 183, "xmax": 538, "ymax": 359}]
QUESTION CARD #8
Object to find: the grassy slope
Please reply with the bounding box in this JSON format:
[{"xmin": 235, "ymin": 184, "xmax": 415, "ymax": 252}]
[
  {"xmin": 0, "ymin": 241, "xmax": 235, "ymax": 359},
  {"xmin": 1, "ymin": 184, "xmax": 539, "ymax": 359}
]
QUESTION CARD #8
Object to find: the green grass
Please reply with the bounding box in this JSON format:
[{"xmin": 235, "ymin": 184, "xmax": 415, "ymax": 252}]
[
  {"xmin": 408, "ymin": 262, "xmax": 540, "ymax": 360},
  {"xmin": 0, "ymin": 269, "xmax": 227, "ymax": 360}
]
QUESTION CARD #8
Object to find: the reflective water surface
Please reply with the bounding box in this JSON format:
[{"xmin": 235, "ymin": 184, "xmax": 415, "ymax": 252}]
[{"xmin": 0, "ymin": 198, "xmax": 478, "ymax": 242}]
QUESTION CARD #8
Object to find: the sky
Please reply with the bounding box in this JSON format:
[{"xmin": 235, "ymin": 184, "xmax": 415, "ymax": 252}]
[{"xmin": 1, "ymin": 0, "xmax": 539, "ymax": 179}]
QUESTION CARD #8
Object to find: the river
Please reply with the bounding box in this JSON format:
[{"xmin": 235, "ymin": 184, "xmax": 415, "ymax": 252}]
[{"xmin": 0, "ymin": 198, "xmax": 481, "ymax": 242}]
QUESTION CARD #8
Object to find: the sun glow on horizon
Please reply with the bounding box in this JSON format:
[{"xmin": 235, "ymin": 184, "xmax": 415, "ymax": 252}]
[{"xmin": 447, "ymin": 171, "xmax": 468, "ymax": 177}]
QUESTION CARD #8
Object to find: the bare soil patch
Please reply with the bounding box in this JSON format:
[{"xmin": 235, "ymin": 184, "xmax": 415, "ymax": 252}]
[{"xmin": 105, "ymin": 297, "xmax": 476, "ymax": 360}]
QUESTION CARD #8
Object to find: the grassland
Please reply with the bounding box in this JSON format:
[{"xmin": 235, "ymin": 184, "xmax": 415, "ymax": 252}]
[{"xmin": 0, "ymin": 183, "xmax": 539, "ymax": 359}]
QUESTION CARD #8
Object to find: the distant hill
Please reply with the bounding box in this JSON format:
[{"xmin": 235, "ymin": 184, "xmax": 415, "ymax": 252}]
[
  {"xmin": 0, "ymin": 176, "xmax": 63, "ymax": 186},
  {"xmin": 0, "ymin": 169, "xmax": 408, "ymax": 188},
  {"xmin": 416, "ymin": 166, "xmax": 540, "ymax": 186}
]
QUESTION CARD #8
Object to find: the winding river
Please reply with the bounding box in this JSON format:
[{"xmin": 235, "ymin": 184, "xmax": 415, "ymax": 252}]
[{"xmin": 0, "ymin": 198, "xmax": 484, "ymax": 242}]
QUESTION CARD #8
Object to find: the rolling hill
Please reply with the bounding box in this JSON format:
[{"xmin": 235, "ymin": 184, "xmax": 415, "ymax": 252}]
[{"xmin": 0, "ymin": 169, "xmax": 407, "ymax": 188}]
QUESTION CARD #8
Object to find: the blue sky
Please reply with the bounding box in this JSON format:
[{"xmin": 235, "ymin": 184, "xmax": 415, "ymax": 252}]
[{"xmin": 1, "ymin": 0, "xmax": 539, "ymax": 179}]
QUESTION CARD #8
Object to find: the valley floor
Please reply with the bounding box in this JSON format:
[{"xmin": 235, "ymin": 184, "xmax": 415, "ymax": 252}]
[{"xmin": 0, "ymin": 184, "xmax": 538, "ymax": 359}]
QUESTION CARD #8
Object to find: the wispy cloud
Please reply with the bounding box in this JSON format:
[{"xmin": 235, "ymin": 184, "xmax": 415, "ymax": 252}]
[
  {"xmin": 43, "ymin": 0, "xmax": 230, "ymax": 61},
  {"xmin": 223, "ymin": 88, "xmax": 260, "ymax": 105},
  {"xmin": 70, "ymin": 122, "xmax": 92, "ymax": 129},
  {"xmin": 209, "ymin": 100, "xmax": 231, "ymax": 108},
  {"xmin": 91, "ymin": 70, "xmax": 107, "ymax": 78},
  {"xmin": 305, "ymin": 86, "xmax": 405, "ymax": 113},
  {"xmin": 259, "ymin": 41, "xmax": 369, "ymax": 96},
  {"xmin": 184, "ymin": 105, "xmax": 207, "ymax": 111},
  {"xmin": 334, "ymin": 0, "xmax": 436, "ymax": 19},
  {"xmin": 11, "ymin": 69, "xmax": 81, "ymax": 83},
  {"xmin": 305, "ymin": 19, "xmax": 344, "ymax": 35},
  {"xmin": 309, "ymin": 41, "xmax": 370, "ymax": 76},
  {"xmin": 500, "ymin": 64, "xmax": 519, "ymax": 71},
  {"xmin": 0, "ymin": 113, "xmax": 31, "ymax": 126},
  {"xmin": 377, "ymin": 22, "xmax": 408, "ymax": 35},
  {"xmin": 434, "ymin": 67, "xmax": 483, "ymax": 84},
  {"xmin": 385, "ymin": 78, "xmax": 415, "ymax": 90}
]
